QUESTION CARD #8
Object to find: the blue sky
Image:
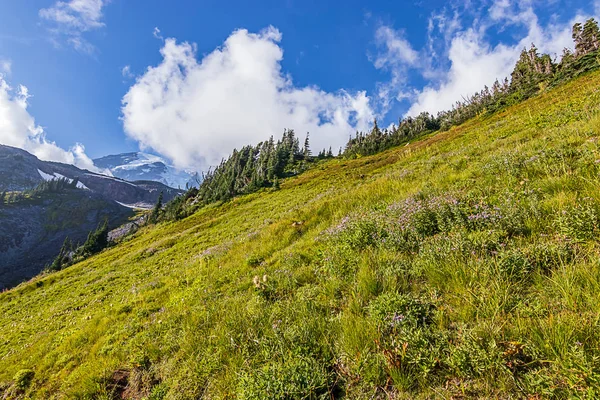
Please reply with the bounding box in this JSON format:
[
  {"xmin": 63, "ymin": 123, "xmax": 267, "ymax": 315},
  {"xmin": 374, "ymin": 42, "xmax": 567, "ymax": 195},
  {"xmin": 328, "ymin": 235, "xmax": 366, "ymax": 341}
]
[{"xmin": 0, "ymin": 0, "xmax": 598, "ymax": 171}]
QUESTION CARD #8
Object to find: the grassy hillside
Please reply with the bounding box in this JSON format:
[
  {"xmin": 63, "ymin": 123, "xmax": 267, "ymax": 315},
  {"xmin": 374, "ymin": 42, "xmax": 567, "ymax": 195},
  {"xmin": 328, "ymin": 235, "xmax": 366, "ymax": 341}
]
[{"xmin": 1, "ymin": 71, "xmax": 600, "ymax": 399}]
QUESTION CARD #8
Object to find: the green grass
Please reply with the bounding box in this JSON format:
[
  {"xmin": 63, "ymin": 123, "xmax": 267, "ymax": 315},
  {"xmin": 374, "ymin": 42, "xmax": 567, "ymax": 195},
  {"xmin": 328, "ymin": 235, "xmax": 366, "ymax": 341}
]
[{"xmin": 1, "ymin": 71, "xmax": 600, "ymax": 399}]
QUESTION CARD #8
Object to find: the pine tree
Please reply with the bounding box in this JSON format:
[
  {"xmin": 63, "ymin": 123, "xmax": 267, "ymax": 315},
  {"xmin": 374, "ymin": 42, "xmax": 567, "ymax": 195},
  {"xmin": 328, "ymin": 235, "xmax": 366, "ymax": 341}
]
[
  {"xmin": 81, "ymin": 219, "xmax": 109, "ymax": 256},
  {"xmin": 582, "ymin": 18, "xmax": 600, "ymax": 54},
  {"xmin": 47, "ymin": 237, "xmax": 73, "ymax": 272},
  {"xmin": 303, "ymin": 133, "xmax": 311, "ymax": 159},
  {"xmin": 573, "ymin": 22, "xmax": 584, "ymax": 55},
  {"xmin": 149, "ymin": 191, "xmax": 164, "ymax": 224},
  {"xmin": 509, "ymin": 44, "xmax": 554, "ymax": 97}
]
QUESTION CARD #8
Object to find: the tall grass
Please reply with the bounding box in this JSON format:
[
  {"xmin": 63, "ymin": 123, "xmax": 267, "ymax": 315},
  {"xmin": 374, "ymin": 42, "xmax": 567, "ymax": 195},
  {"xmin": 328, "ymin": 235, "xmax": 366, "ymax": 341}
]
[{"xmin": 0, "ymin": 71, "xmax": 600, "ymax": 398}]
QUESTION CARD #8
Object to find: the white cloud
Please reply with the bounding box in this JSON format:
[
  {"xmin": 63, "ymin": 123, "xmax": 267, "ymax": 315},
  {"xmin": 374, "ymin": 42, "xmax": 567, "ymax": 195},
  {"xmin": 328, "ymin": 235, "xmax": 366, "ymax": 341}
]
[
  {"xmin": 0, "ymin": 76, "xmax": 101, "ymax": 172},
  {"xmin": 373, "ymin": 0, "xmax": 598, "ymax": 117},
  {"xmin": 39, "ymin": 0, "xmax": 108, "ymax": 53},
  {"xmin": 153, "ymin": 27, "xmax": 164, "ymax": 41},
  {"xmin": 121, "ymin": 65, "xmax": 133, "ymax": 79},
  {"xmin": 373, "ymin": 26, "xmax": 419, "ymax": 68},
  {"xmin": 408, "ymin": 29, "xmax": 519, "ymax": 115},
  {"xmin": 0, "ymin": 59, "xmax": 11, "ymax": 75},
  {"xmin": 370, "ymin": 26, "xmax": 420, "ymax": 113},
  {"xmin": 121, "ymin": 27, "xmax": 374, "ymax": 171}
]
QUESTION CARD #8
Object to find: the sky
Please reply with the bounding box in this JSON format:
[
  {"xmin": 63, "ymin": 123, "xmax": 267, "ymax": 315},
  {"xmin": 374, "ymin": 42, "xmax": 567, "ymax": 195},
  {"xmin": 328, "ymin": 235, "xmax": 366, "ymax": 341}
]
[{"xmin": 0, "ymin": 0, "xmax": 598, "ymax": 172}]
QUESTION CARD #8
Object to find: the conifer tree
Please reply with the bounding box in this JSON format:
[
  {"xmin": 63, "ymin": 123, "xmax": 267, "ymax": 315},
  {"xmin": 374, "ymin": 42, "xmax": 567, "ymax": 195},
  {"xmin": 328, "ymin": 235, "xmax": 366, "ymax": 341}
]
[
  {"xmin": 573, "ymin": 22, "xmax": 584, "ymax": 54},
  {"xmin": 81, "ymin": 219, "xmax": 109, "ymax": 256},
  {"xmin": 303, "ymin": 133, "xmax": 311, "ymax": 159},
  {"xmin": 574, "ymin": 19, "xmax": 600, "ymax": 55},
  {"xmin": 582, "ymin": 18, "xmax": 600, "ymax": 53},
  {"xmin": 47, "ymin": 237, "xmax": 73, "ymax": 272},
  {"xmin": 149, "ymin": 192, "xmax": 164, "ymax": 223}
]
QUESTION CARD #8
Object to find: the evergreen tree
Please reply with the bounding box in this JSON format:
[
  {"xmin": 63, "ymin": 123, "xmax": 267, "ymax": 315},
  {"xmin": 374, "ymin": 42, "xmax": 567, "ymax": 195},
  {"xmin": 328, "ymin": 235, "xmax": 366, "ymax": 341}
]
[
  {"xmin": 303, "ymin": 133, "xmax": 311, "ymax": 159},
  {"xmin": 47, "ymin": 237, "xmax": 73, "ymax": 272},
  {"xmin": 509, "ymin": 44, "xmax": 554, "ymax": 97},
  {"xmin": 149, "ymin": 191, "xmax": 164, "ymax": 223},
  {"xmin": 81, "ymin": 219, "xmax": 109, "ymax": 256},
  {"xmin": 582, "ymin": 18, "xmax": 600, "ymax": 54},
  {"xmin": 573, "ymin": 22, "xmax": 584, "ymax": 54},
  {"xmin": 574, "ymin": 19, "xmax": 600, "ymax": 55}
]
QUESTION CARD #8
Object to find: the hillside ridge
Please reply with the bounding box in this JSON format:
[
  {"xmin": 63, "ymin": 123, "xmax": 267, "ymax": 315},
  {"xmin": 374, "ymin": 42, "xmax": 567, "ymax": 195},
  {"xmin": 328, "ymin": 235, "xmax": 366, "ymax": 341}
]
[{"xmin": 0, "ymin": 70, "xmax": 599, "ymax": 398}]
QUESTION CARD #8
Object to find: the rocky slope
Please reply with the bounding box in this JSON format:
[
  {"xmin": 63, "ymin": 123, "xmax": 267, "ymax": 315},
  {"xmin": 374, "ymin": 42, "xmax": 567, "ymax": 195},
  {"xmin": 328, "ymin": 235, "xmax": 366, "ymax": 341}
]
[
  {"xmin": 0, "ymin": 189, "xmax": 131, "ymax": 289},
  {"xmin": 0, "ymin": 145, "xmax": 184, "ymax": 289}
]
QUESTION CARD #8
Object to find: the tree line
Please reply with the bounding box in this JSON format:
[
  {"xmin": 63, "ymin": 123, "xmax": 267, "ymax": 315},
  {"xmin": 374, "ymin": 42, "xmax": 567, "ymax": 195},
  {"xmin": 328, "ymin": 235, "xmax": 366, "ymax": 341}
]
[
  {"xmin": 158, "ymin": 129, "xmax": 335, "ymax": 221},
  {"xmin": 344, "ymin": 18, "xmax": 600, "ymax": 157},
  {"xmin": 152, "ymin": 18, "xmax": 600, "ymax": 223},
  {"xmin": 1, "ymin": 177, "xmax": 81, "ymax": 205}
]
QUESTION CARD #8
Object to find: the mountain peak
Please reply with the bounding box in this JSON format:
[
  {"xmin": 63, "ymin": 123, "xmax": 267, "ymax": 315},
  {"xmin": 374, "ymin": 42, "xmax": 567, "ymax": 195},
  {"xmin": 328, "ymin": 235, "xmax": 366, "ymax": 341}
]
[{"xmin": 93, "ymin": 152, "xmax": 199, "ymax": 189}]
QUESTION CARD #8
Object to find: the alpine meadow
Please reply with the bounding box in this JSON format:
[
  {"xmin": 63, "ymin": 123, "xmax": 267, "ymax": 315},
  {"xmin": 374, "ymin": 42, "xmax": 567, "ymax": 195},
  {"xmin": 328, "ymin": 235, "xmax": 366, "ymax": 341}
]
[{"xmin": 2, "ymin": 2, "xmax": 600, "ymax": 399}]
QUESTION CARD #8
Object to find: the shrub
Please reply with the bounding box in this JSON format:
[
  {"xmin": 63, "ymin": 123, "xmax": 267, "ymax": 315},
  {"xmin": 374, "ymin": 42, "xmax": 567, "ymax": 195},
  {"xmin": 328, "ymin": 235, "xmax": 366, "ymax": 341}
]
[
  {"xmin": 368, "ymin": 292, "xmax": 433, "ymax": 329},
  {"xmin": 557, "ymin": 199, "xmax": 600, "ymax": 241},
  {"xmin": 368, "ymin": 292, "xmax": 444, "ymax": 385},
  {"xmin": 148, "ymin": 383, "xmax": 168, "ymax": 400},
  {"xmin": 497, "ymin": 249, "xmax": 533, "ymax": 280},
  {"xmin": 246, "ymin": 254, "xmax": 265, "ymax": 267},
  {"xmin": 448, "ymin": 334, "xmax": 500, "ymax": 378},
  {"xmin": 524, "ymin": 240, "xmax": 574, "ymax": 273},
  {"xmin": 237, "ymin": 356, "xmax": 330, "ymax": 399},
  {"xmin": 337, "ymin": 218, "xmax": 387, "ymax": 250},
  {"xmin": 13, "ymin": 369, "xmax": 35, "ymax": 391}
]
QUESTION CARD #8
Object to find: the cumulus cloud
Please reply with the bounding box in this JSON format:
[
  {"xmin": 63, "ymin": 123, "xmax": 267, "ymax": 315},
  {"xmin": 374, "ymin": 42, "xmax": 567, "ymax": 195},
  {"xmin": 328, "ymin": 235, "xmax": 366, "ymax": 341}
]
[
  {"xmin": 373, "ymin": 0, "xmax": 598, "ymax": 117},
  {"xmin": 121, "ymin": 27, "xmax": 374, "ymax": 170},
  {"xmin": 0, "ymin": 76, "xmax": 101, "ymax": 172},
  {"xmin": 39, "ymin": 0, "xmax": 108, "ymax": 53}
]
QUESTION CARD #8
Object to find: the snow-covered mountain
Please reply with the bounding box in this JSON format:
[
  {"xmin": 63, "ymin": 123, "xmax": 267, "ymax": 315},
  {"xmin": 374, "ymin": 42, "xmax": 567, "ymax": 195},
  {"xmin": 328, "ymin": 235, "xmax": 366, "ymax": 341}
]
[{"xmin": 93, "ymin": 152, "xmax": 199, "ymax": 189}]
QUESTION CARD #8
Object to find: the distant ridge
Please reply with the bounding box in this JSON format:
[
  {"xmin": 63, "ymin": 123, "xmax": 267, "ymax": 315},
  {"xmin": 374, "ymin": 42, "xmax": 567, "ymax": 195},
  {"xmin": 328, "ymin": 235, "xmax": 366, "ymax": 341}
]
[
  {"xmin": 93, "ymin": 152, "xmax": 200, "ymax": 190},
  {"xmin": 0, "ymin": 145, "xmax": 183, "ymax": 289}
]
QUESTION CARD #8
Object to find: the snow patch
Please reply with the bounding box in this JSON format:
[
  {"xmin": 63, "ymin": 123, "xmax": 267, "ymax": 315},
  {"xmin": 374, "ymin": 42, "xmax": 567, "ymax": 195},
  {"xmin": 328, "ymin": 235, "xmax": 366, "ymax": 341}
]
[
  {"xmin": 85, "ymin": 173, "xmax": 138, "ymax": 187},
  {"xmin": 116, "ymin": 201, "xmax": 152, "ymax": 210},
  {"xmin": 38, "ymin": 169, "xmax": 89, "ymax": 190},
  {"xmin": 38, "ymin": 169, "xmax": 55, "ymax": 181},
  {"xmin": 76, "ymin": 181, "xmax": 89, "ymax": 190}
]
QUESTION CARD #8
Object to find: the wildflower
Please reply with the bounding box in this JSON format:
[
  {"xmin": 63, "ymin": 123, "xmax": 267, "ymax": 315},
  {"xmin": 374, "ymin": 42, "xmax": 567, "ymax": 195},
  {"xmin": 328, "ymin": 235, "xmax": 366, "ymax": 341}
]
[
  {"xmin": 393, "ymin": 313, "xmax": 405, "ymax": 322},
  {"xmin": 390, "ymin": 313, "xmax": 405, "ymax": 327}
]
